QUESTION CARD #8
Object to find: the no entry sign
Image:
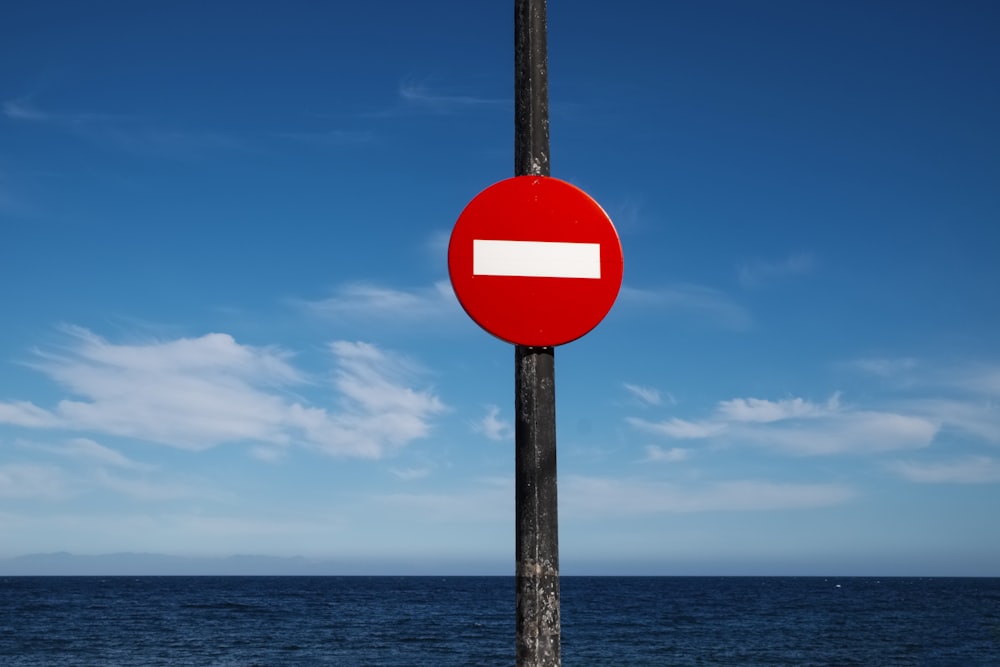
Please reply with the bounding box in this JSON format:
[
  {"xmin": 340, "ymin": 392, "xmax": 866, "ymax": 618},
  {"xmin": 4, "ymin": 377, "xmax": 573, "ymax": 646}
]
[{"xmin": 448, "ymin": 176, "xmax": 623, "ymax": 347}]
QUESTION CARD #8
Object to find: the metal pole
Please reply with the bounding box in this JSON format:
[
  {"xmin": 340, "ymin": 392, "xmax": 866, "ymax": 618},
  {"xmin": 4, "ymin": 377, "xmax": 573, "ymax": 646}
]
[
  {"xmin": 515, "ymin": 0, "xmax": 550, "ymax": 179},
  {"xmin": 514, "ymin": 1, "xmax": 559, "ymax": 666}
]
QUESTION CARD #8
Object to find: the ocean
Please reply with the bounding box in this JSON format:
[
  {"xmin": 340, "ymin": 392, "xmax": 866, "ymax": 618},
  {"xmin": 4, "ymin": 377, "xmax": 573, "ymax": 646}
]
[{"xmin": 1, "ymin": 576, "xmax": 998, "ymax": 666}]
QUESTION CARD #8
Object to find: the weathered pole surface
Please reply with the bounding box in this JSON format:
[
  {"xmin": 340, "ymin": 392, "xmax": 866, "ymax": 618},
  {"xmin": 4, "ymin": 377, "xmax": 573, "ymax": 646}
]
[{"xmin": 513, "ymin": 1, "xmax": 560, "ymax": 667}]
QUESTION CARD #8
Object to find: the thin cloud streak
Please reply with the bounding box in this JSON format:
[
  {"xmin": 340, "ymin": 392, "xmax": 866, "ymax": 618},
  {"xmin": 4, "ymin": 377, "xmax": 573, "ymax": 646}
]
[
  {"xmin": 0, "ymin": 402, "xmax": 53, "ymax": 428},
  {"xmin": 2, "ymin": 97, "xmax": 127, "ymax": 124},
  {"xmin": 847, "ymin": 360, "xmax": 1000, "ymax": 442},
  {"xmin": 888, "ymin": 457, "xmax": 1000, "ymax": 484},
  {"xmin": 906, "ymin": 399, "xmax": 1000, "ymax": 444},
  {"xmin": 301, "ymin": 281, "xmax": 460, "ymax": 323},
  {"xmin": 717, "ymin": 394, "xmax": 841, "ymax": 423},
  {"xmin": 397, "ymin": 82, "xmax": 506, "ymax": 113},
  {"xmin": 93, "ymin": 469, "xmax": 209, "ymax": 502},
  {"xmin": 360, "ymin": 81, "xmax": 508, "ymax": 119},
  {"xmin": 628, "ymin": 417, "xmax": 725, "ymax": 439},
  {"xmin": 3, "ymin": 98, "xmax": 48, "ymax": 121},
  {"xmin": 623, "ymin": 383, "xmax": 662, "ymax": 407},
  {"xmin": 946, "ymin": 365, "xmax": 1000, "ymax": 397},
  {"xmin": 850, "ymin": 357, "xmax": 919, "ymax": 378},
  {"xmin": 739, "ymin": 252, "xmax": 816, "ymax": 288},
  {"xmin": 630, "ymin": 393, "xmax": 939, "ymax": 455},
  {"xmin": 40, "ymin": 437, "xmax": 153, "ymax": 471},
  {"xmin": 735, "ymin": 411, "xmax": 938, "ymax": 455},
  {"xmin": 620, "ymin": 284, "xmax": 752, "ymax": 330},
  {"xmin": 3, "ymin": 96, "xmax": 245, "ymax": 158},
  {"xmin": 474, "ymin": 405, "xmax": 512, "ymax": 441},
  {"xmin": 277, "ymin": 129, "xmax": 375, "ymax": 146},
  {"xmin": 389, "ymin": 467, "xmax": 432, "ymax": 481},
  {"xmin": 0, "ymin": 464, "xmax": 70, "ymax": 500},
  {"xmin": 644, "ymin": 446, "xmax": 689, "ymax": 463},
  {"xmin": 562, "ymin": 475, "xmax": 854, "ymax": 516}
]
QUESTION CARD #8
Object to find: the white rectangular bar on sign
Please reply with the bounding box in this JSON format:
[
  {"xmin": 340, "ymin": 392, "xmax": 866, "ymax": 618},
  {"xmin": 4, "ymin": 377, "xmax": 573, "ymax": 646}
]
[{"xmin": 473, "ymin": 240, "xmax": 601, "ymax": 279}]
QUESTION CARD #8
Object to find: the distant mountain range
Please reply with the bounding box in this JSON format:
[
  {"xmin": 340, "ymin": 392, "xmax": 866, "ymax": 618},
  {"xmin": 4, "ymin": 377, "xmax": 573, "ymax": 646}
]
[
  {"xmin": 0, "ymin": 552, "xmax": 509, "ymax": 576},
  {"xmin": 0, "ymin": 552, "xmax": 341, "ymax": 576}
]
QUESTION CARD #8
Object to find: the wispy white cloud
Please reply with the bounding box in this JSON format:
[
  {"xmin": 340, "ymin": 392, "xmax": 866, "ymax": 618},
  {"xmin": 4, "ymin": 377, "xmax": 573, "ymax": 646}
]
[
  {"xmin": 359, "ymin": 81, "xmax": 507, "ymax": 119},
  {"xmin": 3, "ymin": 96, "xmax": 244, "ymax": 158},
  {"xmin": 906, "ymin": 398, "xmax": 1000, "ymax": 443},
  {"xmin": 301, "ymin": 281, "xmax": 459, "ymax": 323},
  {"xmin": 0, "ymin": 327, "xmax": 445, "ymax": 459},
  {"xmin": 630, "ymin": 393, "xmax": 938, "ymax": 455},
  {"xmin": 9, "ymin": 437, "xmax": 225, "ymax": 502},
  {"xmin": 2, "ymin": 97, "xmax": 124, "ymax": 124},
  {"xmin": 45, "ymin": 437, "xmax": 152, "ymax": 470},
  {"xmin": 849, "ymin": 357, "xmax": 919, "ymax": 378},
  {"xmin": 99, "ymin": 126, "xmax": 246, "ymax": 158},
  {"xmin": 847, "ymin": 358, "xmax": 1000, "ymax": 399},
  {"xmin": 423, "ymin": 229, "xmax": 452, "ymax": 265},
  {"xmin": 93, "ymin": 469, "xmax": 209, "ymax": 502},
  {"xmin": 623, "ymin": 383, "xmax": 663, "ymax": 407},
  {"xmin": 603, "ymin": 196, "xmax": 646, "ymax": 235},
  {"xmin": 473, "ymin": 405, "xmax": 512, "ymax": 441},
  {"xmin": 0, "ymin": 401, "xmax": 53, "ymax": 428},
  {"xmin": 846, "ymin": 360, "xmax": 1000, "ymax": 442},
  {"xmin": 716, "ymin": 394, "xmax": 840, "ymax": 423},
  {"xmin": 620, "ymin": 284, "xmax": 752, "ymax": 330},
  {"xmin": 736, "ymin": 411, "xmax": 938, "ymax": 455},
  {"xmin": 643, "ymin": 445, "xmax": 689, "ymax": 463},
  {"xmin": 628, "ymin": 416, "xmax": 725, "ymax": 440},
  {"xmin": 277, "ymin": 129, "xmax": 375, "ymax": 146},
  {"xmin": 320, "ymin": 340, "xmax": 446, "ymax": 456},
  {"xmin": 2, "ymin": 98, "xmax": 48, "ymax": 121},
  {"xmin": 397, "ymin": 81, "xmax": 506, "ymax": 113},
  {"xmin": 250, "ymin": 446, "xmax": 286, "ymax": 463},
  {"xmin": 389, "ymin": 466, "xmax": 432, "ymax": 481},
  {"xmin": 562, "ymin": 475, "xmax": 854, "ymax": 516},
  {"xmin": 946, "ymin": 365, "xmax": 1000, "ymax": 397},
  {"xmin": 888, "ymin": 457, "xmax": 1000, "ymax": 484},
  {"xmin": 738, "ymin": 252, "xmax": 816, "ymax": 288},
  {"xmin": 0, "ymin": 464, "xmax": 70, "ymax": 500}
]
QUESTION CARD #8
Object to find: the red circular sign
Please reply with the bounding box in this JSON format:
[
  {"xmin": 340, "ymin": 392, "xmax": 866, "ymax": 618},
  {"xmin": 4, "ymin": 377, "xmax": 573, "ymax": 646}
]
[{"xmin": 448, "ymin": 176, "xmax": 623, "ymax": 347}]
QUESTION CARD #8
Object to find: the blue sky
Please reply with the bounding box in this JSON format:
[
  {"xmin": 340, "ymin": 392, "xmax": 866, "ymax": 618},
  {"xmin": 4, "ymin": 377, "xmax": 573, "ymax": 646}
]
[{"xmin": 1, "ymin": 1, "xmax": 998, "ymax": 576}]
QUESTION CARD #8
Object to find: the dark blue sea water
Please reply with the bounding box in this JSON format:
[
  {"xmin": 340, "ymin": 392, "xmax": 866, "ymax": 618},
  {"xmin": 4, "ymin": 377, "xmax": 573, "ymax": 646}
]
[{"xmin": 1, "ymin": 576, "xmax": 998, "ymax": 666}]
